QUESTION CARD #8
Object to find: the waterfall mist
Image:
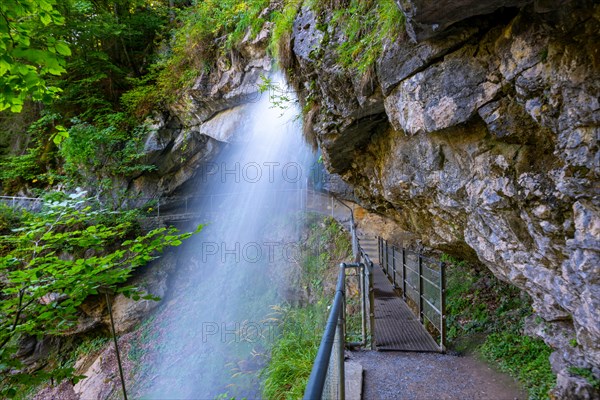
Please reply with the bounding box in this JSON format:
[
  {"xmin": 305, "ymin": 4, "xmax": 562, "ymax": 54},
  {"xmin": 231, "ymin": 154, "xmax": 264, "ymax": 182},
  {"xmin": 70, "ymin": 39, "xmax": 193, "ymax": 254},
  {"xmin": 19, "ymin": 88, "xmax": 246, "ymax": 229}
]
[{"xmin": 138, "ymin": 76, "xmax": 316, "ymax": 399}]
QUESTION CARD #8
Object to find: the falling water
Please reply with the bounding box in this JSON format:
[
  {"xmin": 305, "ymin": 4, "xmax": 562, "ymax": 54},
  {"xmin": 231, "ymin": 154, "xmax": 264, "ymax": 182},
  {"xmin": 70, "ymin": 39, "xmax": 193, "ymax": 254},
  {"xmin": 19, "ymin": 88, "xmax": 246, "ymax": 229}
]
[{"xmin": 138, "ymin": 76, "xmax": 316, "ymax": 398}]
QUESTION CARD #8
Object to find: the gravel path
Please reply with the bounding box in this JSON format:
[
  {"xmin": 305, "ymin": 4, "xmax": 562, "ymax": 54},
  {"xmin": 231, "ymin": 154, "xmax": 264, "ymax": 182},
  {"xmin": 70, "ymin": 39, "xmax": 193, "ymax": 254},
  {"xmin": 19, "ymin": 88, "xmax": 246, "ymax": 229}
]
[{"xmin": 347, "ymin": 350, "xmax": 527, "ymax": 400}]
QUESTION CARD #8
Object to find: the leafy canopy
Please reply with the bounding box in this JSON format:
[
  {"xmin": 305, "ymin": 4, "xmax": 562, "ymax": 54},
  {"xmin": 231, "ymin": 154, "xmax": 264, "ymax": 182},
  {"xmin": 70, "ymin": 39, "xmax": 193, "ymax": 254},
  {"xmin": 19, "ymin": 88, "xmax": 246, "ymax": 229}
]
[{"xmin": 0, "ymin": 0, "xmax": 70, "ymax": 112}]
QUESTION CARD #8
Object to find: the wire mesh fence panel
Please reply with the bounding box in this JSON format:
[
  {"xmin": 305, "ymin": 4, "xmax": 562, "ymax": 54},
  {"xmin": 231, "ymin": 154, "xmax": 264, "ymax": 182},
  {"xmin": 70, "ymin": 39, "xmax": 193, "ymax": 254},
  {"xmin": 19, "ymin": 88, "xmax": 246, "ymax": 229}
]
[
  {"xmin": 365, "ymin": 271, "xmax": 372, "ymax": 331},
  {"xmin": 0, "ymin": 196, "xmax": 43, "ymax": 212},
  {"xmin": 405, "ymin": 285, "xmax": 420, "ymax": 307},
  {"xmin": 391, "ymin": 251, "xmax": 400, "ymax": 287},
  {"xmin": 423, "ymin": 263, "xmax": 440, "ymax": 284},
  {"xmin": 322, "ymin": 327, "xmax": 342, "ymax": 400},
  {"xmin": 377, "ymin": 238, "xmax": 447, "ymax": 352},
  {"xmin": 423, "ymin": 299, "xmax": 442, "ymax": 326},
  {"xmin": 423, "ymin": 279, "xmax": 441, "ymax": 309},
  {"xmin": 345, "ymin": 271, "xmax": 363, "ymax": 342},
  {"xmin": 404, "ymin": 266, "xmax": 420, "ymax": 305}
]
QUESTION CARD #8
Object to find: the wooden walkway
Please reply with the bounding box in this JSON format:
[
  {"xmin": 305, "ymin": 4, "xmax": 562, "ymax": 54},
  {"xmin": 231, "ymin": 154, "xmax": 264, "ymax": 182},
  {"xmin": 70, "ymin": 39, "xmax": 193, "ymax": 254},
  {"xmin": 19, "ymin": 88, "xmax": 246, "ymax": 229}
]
[{"xmin": 359, "ymin": 236, "xmax": 440, "ymax": 352}]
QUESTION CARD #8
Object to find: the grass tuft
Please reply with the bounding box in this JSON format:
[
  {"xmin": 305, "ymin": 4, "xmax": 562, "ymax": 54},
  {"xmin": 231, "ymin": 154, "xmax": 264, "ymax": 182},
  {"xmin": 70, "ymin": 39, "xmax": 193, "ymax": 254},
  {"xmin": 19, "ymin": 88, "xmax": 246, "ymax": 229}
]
[
  {"xmin": 444, "ymin": 254, "xmax": 556, "ymax": 398},
  {"xmin": 480, "ymin": 333, "xmax": 555, "ymax": 399},
  {"xmin": 261, "ymin": 305, "xmax": 325, "ymax": 399},
  {"xmin": 326, "ymin": 0, "xmax": 404, "ymax": 73}
]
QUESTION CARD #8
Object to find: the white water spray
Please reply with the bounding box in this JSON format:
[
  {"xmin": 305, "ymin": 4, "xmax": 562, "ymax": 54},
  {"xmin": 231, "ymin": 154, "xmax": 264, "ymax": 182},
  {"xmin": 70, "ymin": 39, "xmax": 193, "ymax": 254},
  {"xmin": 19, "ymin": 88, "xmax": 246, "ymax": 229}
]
[{"xmin": 139, "ymin": 76, "xmax": 316, "ymax": 398}]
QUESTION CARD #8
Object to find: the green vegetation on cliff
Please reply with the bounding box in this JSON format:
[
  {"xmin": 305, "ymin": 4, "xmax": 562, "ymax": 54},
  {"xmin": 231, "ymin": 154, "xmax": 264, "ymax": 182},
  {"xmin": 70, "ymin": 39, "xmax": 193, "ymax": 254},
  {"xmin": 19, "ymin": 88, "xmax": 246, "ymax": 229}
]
[
  {"xmin": 1, "ymin": 0, "xmax": 406, "ymax": 195},
  {"xmin": 126, "ymin": 0, "xmax": 272, "ymax": 113},
  {"xmin": 327, "ymin": 0, "xmax": 404, "ymax": 72}
]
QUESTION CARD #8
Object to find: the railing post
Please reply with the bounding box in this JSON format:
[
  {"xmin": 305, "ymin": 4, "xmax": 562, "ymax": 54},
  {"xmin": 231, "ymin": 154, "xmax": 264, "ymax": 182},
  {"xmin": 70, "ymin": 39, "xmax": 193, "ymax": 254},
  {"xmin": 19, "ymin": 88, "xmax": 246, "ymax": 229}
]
[
  {"xmin": 361, "ymin": 263, "xmax": 366, "ymax": 345},
  {"xmin": 384, "ymin": 240, "xmax": 388, "ymax": 275},
  {"xmin": 392, "ymin": 246, "xmax": 397, "ymax": 288},
  {"xmin": 351, "ymin": 223, "xmax": 358, "ymax": 263},
  {"xmin": 368, "ymin": 261, "xmax": 376, "ymax": 350},
  {"xmin": 381, "ymin": 239, "xmax": 385, "ymax": 272},
  {"xmin": 338, "ymin": 306, "xmax": 345, "ymax": 400},
  {"xmin": 440, "ymin": 261, "xmax": 447, "ymax": 353},
  {"xmin": 339, "ymin": 263, "xmax": 346, "ymax": 400},
  {"xmin": 402, "ymin": 248, "xmax": 406, "ymax": 300},
  {"xmin": 340, "ymin": 263, "xmax": 346, "ymax": 341},
  {"xmin": 418, "ymin": 253, "xmax": 424, "ymax": 323}
]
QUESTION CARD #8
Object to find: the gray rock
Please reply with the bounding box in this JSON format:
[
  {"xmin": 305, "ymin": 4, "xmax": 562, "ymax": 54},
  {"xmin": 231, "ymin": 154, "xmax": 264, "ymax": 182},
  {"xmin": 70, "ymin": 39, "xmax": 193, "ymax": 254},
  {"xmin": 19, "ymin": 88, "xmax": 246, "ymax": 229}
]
[
  {"xmin": 396, "ymin": 0, "xmax": 532, "ymax": 41},
  {"xmin": 385, "ymin": 58, "xmax": 500, "ymax": 134},
  {"xmin": 292, "ymin": 7, "xmax": 324, "ymax": 62},
  {"xmin": 108, "ymin": 252, "xmax": 177, "ymax": 334},
  {"xmin": 197, "ymin": 104, "xmax": 254, "ymax": 143},
  {"xmin": 378, "ymin": 26, "xmax": 480, "ymax": 95}
]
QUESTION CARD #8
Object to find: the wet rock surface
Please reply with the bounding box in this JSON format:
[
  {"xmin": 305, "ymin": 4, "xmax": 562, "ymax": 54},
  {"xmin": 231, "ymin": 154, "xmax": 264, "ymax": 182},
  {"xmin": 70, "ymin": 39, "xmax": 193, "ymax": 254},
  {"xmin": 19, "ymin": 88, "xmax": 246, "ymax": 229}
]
[{"xmin": 289, "ymin": 0, "xmax": 599, "ymax": 396}]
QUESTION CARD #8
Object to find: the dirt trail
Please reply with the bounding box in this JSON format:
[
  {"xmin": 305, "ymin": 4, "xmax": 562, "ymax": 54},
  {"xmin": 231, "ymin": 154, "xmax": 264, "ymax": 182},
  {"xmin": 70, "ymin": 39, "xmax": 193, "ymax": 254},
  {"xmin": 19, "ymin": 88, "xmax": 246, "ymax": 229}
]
[{"xmin": 348, "ymin": 349, "xmax": 527, "ymax": 400}]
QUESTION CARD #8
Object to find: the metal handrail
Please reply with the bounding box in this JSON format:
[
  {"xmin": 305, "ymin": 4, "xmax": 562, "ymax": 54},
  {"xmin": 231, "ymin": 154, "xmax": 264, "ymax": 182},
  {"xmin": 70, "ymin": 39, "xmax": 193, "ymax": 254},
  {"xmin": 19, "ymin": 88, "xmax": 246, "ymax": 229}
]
[
  {"xmin": 304, "ymin": 198, "xmax": 376, "ymax": 400},
  {"xmin": 303, "ymin": 265, "xmax": 346, "ymax": 400},
  {"xmin": 0, "ymin": 195, "xmax": 40, "ymax": 201}
]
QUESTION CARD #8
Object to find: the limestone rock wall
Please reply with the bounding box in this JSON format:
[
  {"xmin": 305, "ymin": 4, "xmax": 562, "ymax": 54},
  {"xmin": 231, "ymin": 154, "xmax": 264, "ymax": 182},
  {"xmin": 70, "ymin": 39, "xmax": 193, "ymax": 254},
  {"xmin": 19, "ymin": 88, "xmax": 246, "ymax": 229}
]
[
  {"xmin": 288, "ymin": 1, "xmax": 599, "ymax": 397},
  {"xmin": 130, "ymin": 26, "xmax": 274, "ymax": 200}
]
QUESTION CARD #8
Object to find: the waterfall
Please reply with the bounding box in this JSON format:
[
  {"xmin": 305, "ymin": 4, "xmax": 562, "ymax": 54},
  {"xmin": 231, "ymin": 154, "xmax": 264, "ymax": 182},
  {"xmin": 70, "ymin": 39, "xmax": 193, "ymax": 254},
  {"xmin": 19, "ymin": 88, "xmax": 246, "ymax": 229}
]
[{"xmin": 139, "ymin": 76, "xmax": 316, "ymax": 398}]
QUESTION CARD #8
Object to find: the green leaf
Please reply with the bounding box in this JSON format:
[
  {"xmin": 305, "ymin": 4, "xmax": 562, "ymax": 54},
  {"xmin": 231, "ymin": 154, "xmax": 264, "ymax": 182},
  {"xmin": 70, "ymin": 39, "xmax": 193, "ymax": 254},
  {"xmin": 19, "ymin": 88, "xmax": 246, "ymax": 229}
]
[
  {"xmin": 52, "ymin": 125, "xmax": 69, "ymax": 145},
  {"xmin": 10, "ymin": 103, "xmax": 23, "ymax": 113},
  {"xmin": 54, "ymin": 42, "xmax": 71, "ymax": 56},
  {"xmin": 0, "ymin": 59, "xmax": 9, "ymax": 77},
  {"xmin": 38, "ymin": 0, "xmax": 54, "ymax": 12},
  {"xmin": 40, "ymin": 11, "xmax": 52, "ymax": 26}
]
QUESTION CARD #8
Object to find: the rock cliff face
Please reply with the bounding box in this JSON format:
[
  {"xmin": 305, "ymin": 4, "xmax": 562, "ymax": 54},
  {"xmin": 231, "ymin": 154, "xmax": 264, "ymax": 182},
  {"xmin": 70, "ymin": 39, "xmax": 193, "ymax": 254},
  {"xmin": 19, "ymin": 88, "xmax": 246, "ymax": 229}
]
[
  {"xmin": 288, "ymin": 1, "xmax": 599, "ymax": 397},
  {"xmin": 129, "ymin": 26, "xmax": 274, "ymax": 200}
]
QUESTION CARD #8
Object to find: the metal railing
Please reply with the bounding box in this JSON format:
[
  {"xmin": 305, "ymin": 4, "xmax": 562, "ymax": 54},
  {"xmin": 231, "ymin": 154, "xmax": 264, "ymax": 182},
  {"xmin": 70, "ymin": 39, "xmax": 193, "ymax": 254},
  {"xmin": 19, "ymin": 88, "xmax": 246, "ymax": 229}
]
[
  {"xmin": 378, "ymin": 237, "xmax": 446, "ymax": 352},
  {"xmin": 303, "ymin": 202, "xmax": 375, "ymax": 400},
  {"xmin": 0, "ymin": 196, "xmax": 43, "ymax": 212},
  {"xmin": 132, "ymin": 187, "xmax": 349, "ymax": 221},
  {"xmin": 304, "ymin": 264, "xmax": 347, "ymax": 400},
  {"xmin": 303, "ymin": 260, "xmax": 374, "ymax": 400}
]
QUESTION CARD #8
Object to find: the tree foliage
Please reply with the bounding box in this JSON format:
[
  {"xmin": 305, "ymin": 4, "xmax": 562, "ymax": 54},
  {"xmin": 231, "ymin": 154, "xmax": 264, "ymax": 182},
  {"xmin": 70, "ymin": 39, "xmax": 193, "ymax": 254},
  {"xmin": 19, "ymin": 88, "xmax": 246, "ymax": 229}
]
[
  {"xmin": 0, "ymin": 0, "xmax": 70, "ymax": 112},
  {"xmin": 51, "ymin": 0, "xmax": 170, "ymax": 119},
  {"xmin": 0, "ymin": 191, "xmax": 201, "ymax": 396},
  {"xmin": 59, "ymin": 112, "xmax": 155, "ymax": 194},
  {"xmin": 0, "ymin": 0, "xmax": 174, "ymax": 194}
]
